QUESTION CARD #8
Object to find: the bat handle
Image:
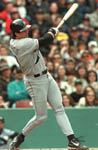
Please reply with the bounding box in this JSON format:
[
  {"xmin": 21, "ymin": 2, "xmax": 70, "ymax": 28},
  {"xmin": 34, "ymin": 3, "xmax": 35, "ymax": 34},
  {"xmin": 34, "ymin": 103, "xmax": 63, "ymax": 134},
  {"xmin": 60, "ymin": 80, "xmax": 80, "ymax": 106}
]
[{"xmin": 56, "ymin": 20, "xmax": 65, "ymax": 30}]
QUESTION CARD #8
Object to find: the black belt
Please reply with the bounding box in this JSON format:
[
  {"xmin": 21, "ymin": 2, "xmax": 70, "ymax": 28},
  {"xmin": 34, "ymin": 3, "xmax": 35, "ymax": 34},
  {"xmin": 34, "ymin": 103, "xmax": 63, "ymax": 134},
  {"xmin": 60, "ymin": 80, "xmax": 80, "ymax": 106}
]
[{"xmin": 34, "ymin": 69, "xmax": 47, "ymax": 78}]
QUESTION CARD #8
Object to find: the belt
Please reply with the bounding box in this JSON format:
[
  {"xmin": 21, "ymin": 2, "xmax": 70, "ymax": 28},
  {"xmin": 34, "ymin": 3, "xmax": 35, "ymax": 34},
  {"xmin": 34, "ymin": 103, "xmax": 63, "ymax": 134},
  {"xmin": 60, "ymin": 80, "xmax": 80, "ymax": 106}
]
[{"xmin": 34, "ymin": 69, "xmax": 47, "ymax": 78}]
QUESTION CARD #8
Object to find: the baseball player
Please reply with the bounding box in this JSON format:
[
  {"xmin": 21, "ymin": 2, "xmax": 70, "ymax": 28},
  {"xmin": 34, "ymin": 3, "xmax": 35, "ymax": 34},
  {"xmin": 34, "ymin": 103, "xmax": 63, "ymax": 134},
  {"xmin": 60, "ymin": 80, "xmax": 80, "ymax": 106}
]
[{"xmin": 9, "ymin": 19, "xmax": 88, "ymax": 150}]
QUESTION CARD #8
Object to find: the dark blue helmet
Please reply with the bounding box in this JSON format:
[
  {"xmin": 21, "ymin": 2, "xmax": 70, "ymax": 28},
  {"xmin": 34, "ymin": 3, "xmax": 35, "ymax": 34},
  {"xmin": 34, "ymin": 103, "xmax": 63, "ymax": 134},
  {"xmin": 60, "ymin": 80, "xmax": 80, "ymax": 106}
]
[{"xmin": 10, "ymin": 19, "xmax": 31, "ymax": 33}]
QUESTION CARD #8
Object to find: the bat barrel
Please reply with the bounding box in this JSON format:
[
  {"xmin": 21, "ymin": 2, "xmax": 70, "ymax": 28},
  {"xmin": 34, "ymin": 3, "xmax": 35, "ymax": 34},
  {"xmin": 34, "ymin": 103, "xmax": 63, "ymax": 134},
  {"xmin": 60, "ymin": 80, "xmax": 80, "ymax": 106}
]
[{"xmin": 56, "ymin": 3, "xmax": 79, "ymax": 29}]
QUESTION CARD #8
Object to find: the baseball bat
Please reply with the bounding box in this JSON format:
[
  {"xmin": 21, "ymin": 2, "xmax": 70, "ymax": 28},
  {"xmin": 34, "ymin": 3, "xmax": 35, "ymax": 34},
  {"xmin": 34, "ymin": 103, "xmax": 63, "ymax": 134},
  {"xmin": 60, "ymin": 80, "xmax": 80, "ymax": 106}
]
[{"xmin": 56, "ymin": 3, "xmax": 79, "ymax": 29}]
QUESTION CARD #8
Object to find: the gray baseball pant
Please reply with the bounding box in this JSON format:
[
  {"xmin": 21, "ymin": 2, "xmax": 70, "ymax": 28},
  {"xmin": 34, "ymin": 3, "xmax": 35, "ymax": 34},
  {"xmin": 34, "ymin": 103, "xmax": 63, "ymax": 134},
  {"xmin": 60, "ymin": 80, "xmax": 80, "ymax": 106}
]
[{"xmin": 22, "ymin": 73, "xmax": 74, "ymax": 136}]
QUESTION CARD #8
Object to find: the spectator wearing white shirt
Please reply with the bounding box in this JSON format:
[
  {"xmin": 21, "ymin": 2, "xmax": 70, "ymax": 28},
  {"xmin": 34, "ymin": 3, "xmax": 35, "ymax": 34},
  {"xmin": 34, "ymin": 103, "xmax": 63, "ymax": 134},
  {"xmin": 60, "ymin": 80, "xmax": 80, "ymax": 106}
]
[
  {"xmin": 0, "ymin": 46, "xmax": 19, "ymax": 67},
  {"xmin": 77, "ymin": 90, "xmax": 97, "ymax": 107},
  {"xmin": 61, "ymin": 71, "xmax": 76, "ymax": 95}
]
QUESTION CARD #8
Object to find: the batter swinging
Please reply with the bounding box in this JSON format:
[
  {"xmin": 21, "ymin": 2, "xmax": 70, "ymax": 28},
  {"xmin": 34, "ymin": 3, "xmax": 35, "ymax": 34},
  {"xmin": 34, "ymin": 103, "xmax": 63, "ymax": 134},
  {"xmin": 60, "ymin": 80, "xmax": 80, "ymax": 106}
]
[{"xmin": 9, "ymin": 19, "xmax": 88, "ymax": 150}]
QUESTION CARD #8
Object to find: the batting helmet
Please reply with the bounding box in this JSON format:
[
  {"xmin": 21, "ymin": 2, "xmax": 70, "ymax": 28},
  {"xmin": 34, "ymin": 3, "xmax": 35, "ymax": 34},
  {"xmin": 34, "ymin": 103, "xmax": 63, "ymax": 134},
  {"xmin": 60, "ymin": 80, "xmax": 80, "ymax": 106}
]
[{"xmin": 10, "ymin": 19, "xmax": 31, "ymax": 33}]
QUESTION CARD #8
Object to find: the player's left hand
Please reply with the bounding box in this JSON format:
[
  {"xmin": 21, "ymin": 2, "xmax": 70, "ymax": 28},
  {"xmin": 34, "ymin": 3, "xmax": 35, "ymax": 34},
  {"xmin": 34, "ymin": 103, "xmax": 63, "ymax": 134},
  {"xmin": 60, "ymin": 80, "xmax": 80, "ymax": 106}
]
[{"xmin": 48, "ymin": 27, "xmax": 59, "ymax": 36}]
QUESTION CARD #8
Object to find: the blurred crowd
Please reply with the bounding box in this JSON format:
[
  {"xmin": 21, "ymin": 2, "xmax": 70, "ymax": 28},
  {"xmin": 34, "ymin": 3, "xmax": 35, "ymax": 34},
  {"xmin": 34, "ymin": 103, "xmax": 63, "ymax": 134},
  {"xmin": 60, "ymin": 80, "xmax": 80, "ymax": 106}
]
[{"xmin": 0, "ymin": 0, "xmax": 98, "ymax": 108}]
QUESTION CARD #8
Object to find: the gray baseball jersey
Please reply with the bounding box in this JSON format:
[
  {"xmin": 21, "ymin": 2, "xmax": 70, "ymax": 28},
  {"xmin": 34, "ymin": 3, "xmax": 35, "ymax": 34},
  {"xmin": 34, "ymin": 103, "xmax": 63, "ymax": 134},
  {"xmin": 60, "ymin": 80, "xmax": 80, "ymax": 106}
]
[
  {"xmin": 10, "ymin": 38, "xmax": 47, "ymax": 77},
  {"xmin": 10, "ymin": 37, "xmax": 73, "ymax": 137}
]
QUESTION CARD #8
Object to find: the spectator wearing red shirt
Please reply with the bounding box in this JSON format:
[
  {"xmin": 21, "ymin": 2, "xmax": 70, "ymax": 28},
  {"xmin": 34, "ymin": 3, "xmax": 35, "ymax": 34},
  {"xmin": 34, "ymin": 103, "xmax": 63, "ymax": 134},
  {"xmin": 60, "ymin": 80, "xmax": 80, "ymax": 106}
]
[
  {"xmin": 0, "ymin": 1, "xmax": 13, "ymax": 21},
  {"xmin": 5, "ymin": 7, "xmax": 29, "ymax": 34}
]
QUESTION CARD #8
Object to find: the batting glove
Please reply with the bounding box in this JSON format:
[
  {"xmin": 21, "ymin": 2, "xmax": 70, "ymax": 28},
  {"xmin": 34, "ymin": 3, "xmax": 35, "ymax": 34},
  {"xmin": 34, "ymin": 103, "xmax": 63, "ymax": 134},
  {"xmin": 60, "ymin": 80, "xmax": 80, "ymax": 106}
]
[{"xmin": 48, "ymin": 28, "xmax": 59, "ymax": 36}]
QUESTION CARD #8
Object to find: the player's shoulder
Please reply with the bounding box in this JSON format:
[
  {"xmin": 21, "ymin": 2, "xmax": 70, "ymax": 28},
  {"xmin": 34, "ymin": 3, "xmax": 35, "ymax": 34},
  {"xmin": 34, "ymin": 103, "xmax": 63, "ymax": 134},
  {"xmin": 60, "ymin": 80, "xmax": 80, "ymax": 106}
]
[
  {"xmin": 10, "ymin": 38, "xmax": 37, "ymax": 49},
  {"xmin": 10, "ymin": 38, "xmax": 31, "ymax": 46}
]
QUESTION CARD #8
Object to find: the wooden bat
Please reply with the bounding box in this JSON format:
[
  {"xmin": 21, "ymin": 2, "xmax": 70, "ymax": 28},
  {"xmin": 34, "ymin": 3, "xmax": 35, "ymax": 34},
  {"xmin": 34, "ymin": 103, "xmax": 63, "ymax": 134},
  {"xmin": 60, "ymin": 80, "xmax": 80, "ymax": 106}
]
[{"xmin": 56, "ymin": 3, "xmax": 79, "ymax": 29}]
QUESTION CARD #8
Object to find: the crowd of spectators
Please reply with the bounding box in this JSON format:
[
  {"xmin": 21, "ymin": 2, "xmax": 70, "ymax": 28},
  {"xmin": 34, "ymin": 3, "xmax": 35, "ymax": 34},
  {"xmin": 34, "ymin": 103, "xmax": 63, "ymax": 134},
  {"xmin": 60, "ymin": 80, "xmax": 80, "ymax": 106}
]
[{"xmin": 0, "ymin": 0, "xmax": 98, "ymax": 108}]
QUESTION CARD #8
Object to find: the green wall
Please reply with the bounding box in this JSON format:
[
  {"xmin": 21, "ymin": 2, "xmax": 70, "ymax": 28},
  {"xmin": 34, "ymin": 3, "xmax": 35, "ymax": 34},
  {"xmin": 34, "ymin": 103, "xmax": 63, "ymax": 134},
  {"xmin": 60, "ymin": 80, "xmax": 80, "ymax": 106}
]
[{"xmin": 0, "ymin": 107, "xmax": 98, "ymax": 148}]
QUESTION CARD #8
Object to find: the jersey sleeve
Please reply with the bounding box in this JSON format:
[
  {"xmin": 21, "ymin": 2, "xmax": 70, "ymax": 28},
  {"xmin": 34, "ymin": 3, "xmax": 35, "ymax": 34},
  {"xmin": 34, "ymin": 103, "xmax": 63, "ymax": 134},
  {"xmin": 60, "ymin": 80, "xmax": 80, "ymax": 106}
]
[{"xmin": 17, "ymin": 38, "xmax": 39, "ymax": 55}]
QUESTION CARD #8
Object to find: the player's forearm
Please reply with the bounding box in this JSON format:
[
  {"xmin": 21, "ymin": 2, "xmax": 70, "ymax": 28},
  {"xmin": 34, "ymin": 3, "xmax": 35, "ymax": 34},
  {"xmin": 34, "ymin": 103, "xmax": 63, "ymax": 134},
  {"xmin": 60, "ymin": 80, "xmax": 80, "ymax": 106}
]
[
  {"xmin": 38, "ymin": 28, "xmax": 59, "ymax": 47},
  {"xmin": 38, "ymin": 33, "xmax": 54, "ymax": 47}
]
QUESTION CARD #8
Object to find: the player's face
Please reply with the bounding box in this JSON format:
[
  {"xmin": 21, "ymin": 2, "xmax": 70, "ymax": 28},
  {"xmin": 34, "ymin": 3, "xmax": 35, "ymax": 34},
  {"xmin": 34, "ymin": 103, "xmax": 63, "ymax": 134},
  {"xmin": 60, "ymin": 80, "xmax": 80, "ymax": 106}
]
[
  {"xmin": 20, "ymin": 30, "xmax": 29, "ymax": 38},
  {"xmin": 23, "ymin": 30, "xmax": 29, "ymax": 37},
  {"xmin": 15, "ymin": 29, "xmax": 29, "ymax": 39}
]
